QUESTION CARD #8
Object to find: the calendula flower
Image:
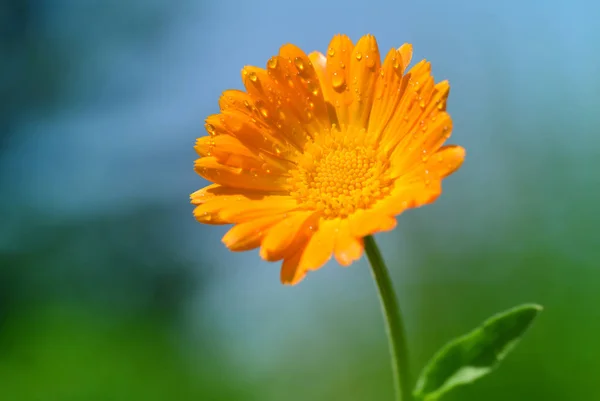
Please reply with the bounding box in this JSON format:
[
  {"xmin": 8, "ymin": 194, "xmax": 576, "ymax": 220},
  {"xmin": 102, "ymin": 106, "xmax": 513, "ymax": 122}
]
[{"xmin": 191, "ymin": 34, "xmax": 464, "ymax": 285}]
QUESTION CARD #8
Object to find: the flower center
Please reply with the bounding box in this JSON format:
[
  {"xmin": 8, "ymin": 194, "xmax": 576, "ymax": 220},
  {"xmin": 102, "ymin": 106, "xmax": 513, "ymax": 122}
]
[{"xmin": 289, "ymin": 127, "xmax": 393, "ymax": 218}]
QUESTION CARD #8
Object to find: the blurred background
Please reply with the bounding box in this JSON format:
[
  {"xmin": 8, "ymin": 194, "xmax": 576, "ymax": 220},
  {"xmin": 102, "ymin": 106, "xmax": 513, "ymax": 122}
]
[{"xmin": 1, "ymin": 0, "xmax": 598, "ymax": 400}]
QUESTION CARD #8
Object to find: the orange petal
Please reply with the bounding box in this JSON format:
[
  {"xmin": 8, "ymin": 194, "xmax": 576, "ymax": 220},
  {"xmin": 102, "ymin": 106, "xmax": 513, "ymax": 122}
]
[
  {"xmin": 194, "ymin": 157, "xmax": 289, "ymax": 192},
  {"xmin": 297, "ymin": 218, "xmax": 339, "ymax": 272},
  {"xmin": 218, "ymin": 197, "xmax": 301, "ymax": 223},
  {"xmin": 430, "ymin": 145, "xmax": 465, "ymax": 178},
  {"xmin": 260, "ymin": 211, "xmax": 319, "ymax": 261},
  {"xmin": 276, "ymin": 44, "xmax": 331, "ymax": 132},
  {"xmin": 348, "ymin": 209, "xmax": 397, "ymax": 238},
  {"xmin": 190, "ymin": 184, "xmax": 285, "ymax": 206},
  {"xmin": 389, "ymin": 112, "xmax": 453, "ymax": 175},
  {"xmin": 397, "ymin": 43, "xmax": 413, "ymax": 73},
  {"xmin": 190, "ymin": 184, "xmax": 222, "ymax": 205},
  {"xmin": 325, "ymin": 34, "xmax": 354, "ymax": 127},
  {"xmin": 334, "ymin": 220, "xmax": 364, "ymax": 266},
  {"xmin": 348, "ymin": 34, "xmax": 381, "ymax": 129},
  {"xmin": 206, "ymin": 112, "xmax": 298, "ymax": 162},
  {"xmin": 373, "ymin": 179, "xmax": 441, "ymax": 217},
  {"xmin": 241, "ymin": 66, "xmax": 310, "ymax": 151},
  {"xmin": 396, "ymin": 144, "xmax": 464, "ymax": 182},
  {"xmin": 193, "ymin": 194, "xmax": 293, "ymax": 225},
  {"xmin": 195, "ymin": 136, "xmax": 265, "ymax": 171},
  {"xmin": 308, "ymin": 51, "xmax": 338, "ymax": 125},
  {"xmin": 369, "ymin": 48, "xmax": 410, "ymax": 140},
  {"xmin": 379, "ymin": 60, "xmax": 435, "ymax": 153},
  {"xmin": 280, "ymin": 247, "xmax": 307, "ymax": 285},
  {"xmin": 222, "ymin": 215, "xmax": 284, "ymax": 251},
  {"xmin": 193, "ymin": 203, "xmax": 230, "ymax": 225}
]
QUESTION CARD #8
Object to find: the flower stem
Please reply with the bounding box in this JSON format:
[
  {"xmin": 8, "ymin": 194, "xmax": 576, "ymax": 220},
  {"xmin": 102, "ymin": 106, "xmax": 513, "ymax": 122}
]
[{"xmin": 364, "ymin": 235, "xmax": 412, "ymax": 401}]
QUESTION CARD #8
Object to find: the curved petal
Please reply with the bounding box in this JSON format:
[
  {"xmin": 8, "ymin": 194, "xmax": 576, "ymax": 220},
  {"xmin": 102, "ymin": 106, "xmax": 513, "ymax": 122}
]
[
  {"xmin": 334, "ymin": 219, "xmax": 364, "ymax": 266},
  {"xmin": 297, "ymin": 218, "xmax": 339, "ymax": 272},
  {"xmin": 222, "ymin": 215, "xmax": 284, "ymax": 251},
  {"xmin": 195, "ymin": 157, "xmax": 290, "ymax": 192},
  {"xmin": 348, "ymin": 209, "xmax": 397, "ymax": 238},
  {"xmin": 280, "ymin": 247, "xmax": 307, "ymax": 285},
  {"xmin": 260, "ymin": 211, "xmax": 319, "ymax": 261},
  {"xmin": 348, "ymin": 34, "xmax": 380, "ymax": 129},
  {"xmin": 309, "ymin": 51, "xmax": 338, "ymax": 125},
  {"xmin": 193, "ymin": 193, "xmax": 299, "ymax": 224},
  {"xmin": 325, "ymin": 34, "xmax": 355, "ymax": 127},
  {"xmin": 369, "ymin": 47, "xmax": 411, "ymax": 140},
  {"xmin": 275, "ymin": 44, "xmax": 332, "ymax": 133}
]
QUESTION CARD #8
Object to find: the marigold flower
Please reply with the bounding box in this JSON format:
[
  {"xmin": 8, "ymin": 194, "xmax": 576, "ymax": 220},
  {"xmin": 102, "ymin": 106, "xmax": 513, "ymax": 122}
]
[{"xmin": 191, "ymin": 34, "xmax": 465, "ymax": 285}]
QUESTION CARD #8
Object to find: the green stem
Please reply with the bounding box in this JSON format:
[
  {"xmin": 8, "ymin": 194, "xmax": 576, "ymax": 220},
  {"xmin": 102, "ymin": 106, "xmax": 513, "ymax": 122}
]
[{"xmin": 364, "ymin": 235, "xmax": 412, "ymax": 401}]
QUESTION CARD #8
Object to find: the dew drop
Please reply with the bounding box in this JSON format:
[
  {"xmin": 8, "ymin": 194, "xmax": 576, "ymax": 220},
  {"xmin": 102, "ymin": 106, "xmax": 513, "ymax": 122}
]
[
  {"xmin": 328, "ymin": 47, "xmax": 335, "ymax": 57},
  {"xmin": 267, "ymin": 57, "xmax": 278, "ymax": 69},
  {"xmin": 307, "ymin": 81, "xmax": 319, "ymax": 96},
  {"xmin": 355, "ymin": 52, "xmax": 362, "ymax": 61},
  {"xmin": 206, "ymin": 124, "xmax": 215, "ymax": 135},
  {"xmin": 419, "ymin": 99, "xmax": 426, "ymax": 108},
  {"xmin": 339, "ymin": 61, "xmax": 345, "ymax": 69},
  {"xmin": 261, "ymin": 163, "xmax": 271, "ymax": 173},
  {"xmin": 248, "ymin": 71, "xmax": 257, "ymax": 82},
  {"xmin": 332, "ymin": 72, "xmax": 345, "ymax": 91},
  {"xmin": 392, "ymin": 57, "xmax": 400, "ymax": 70},
  {"xmin": 366, "ymin": 57, "xmax": 375, "ymax": 69},
  {"xmin": 294, "ymin": 57, "xmax": 305, "ymax": 72}
]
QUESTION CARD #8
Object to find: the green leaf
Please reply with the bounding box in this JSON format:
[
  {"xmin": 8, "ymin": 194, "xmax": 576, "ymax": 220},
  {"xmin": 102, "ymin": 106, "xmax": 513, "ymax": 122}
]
[{"xmin": 413, "ymin": 303, "xmax": 542, "ymax": 401}]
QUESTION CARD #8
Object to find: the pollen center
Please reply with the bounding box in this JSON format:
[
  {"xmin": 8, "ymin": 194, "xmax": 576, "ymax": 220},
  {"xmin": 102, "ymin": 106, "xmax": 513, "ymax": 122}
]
[{"xmin": 289, "ymin": 129, "xmax": 393, "ymax": 218}]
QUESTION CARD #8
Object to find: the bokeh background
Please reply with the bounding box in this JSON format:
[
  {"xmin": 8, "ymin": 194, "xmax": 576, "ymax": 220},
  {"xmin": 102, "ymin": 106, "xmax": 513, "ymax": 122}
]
[{"xmin": 1, "ymin": 0, "xmax": 598, "ymax": 400}]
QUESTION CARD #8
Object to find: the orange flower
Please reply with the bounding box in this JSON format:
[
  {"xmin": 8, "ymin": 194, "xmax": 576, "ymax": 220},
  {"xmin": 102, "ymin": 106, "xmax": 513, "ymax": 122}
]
[{"xmin": 191, "ymin": 34, "xmax": 465, "ymax": 285}]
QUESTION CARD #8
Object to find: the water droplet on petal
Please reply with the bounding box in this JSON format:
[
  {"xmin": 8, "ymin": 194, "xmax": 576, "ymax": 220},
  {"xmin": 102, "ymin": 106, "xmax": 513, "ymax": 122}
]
[
  {"xmin": 355, "ymin": 52, "xmax": 362, "ymax": 61},
  {"xmin": 366, "ymin": 57, "xmax": 375, "ymax": 69},
  {"xmin": 294, "ymin": 57, "xmax": 305, "ymax": 72},
  {"xmin": 206, "ymin": 124, "xmax": 215, "ymax": 135},
  {"xmin": 267, "ymin": 57, "xmax": 278, "ymax": 69},
  {"xmin": 248, "ymin": 72, "xmax": 257, "ymax": 82},
  {"xmin": 339, "ymin": 61, "xmax": 345, "ymax": 69},
  {"xmin": 328, "ymin": 47, "xmax": 335, "ymax": 57},
  {"xmin": 307, "ymin": 81, "xmax": 319, "ymax": 96},
  {"xmin": 392, "ymin": 57, "xmax": 400, "ymax": 70},
  {"xmin": 332, "ymin": 72, "xmax": 345, "ymax": 91}
]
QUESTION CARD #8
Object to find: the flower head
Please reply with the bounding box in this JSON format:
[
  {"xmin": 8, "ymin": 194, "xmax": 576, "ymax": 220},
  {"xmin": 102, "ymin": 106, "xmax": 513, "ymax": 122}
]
[{"xmin": 191, "ymin": 34, "xmax": 465, "ymax": 285}]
